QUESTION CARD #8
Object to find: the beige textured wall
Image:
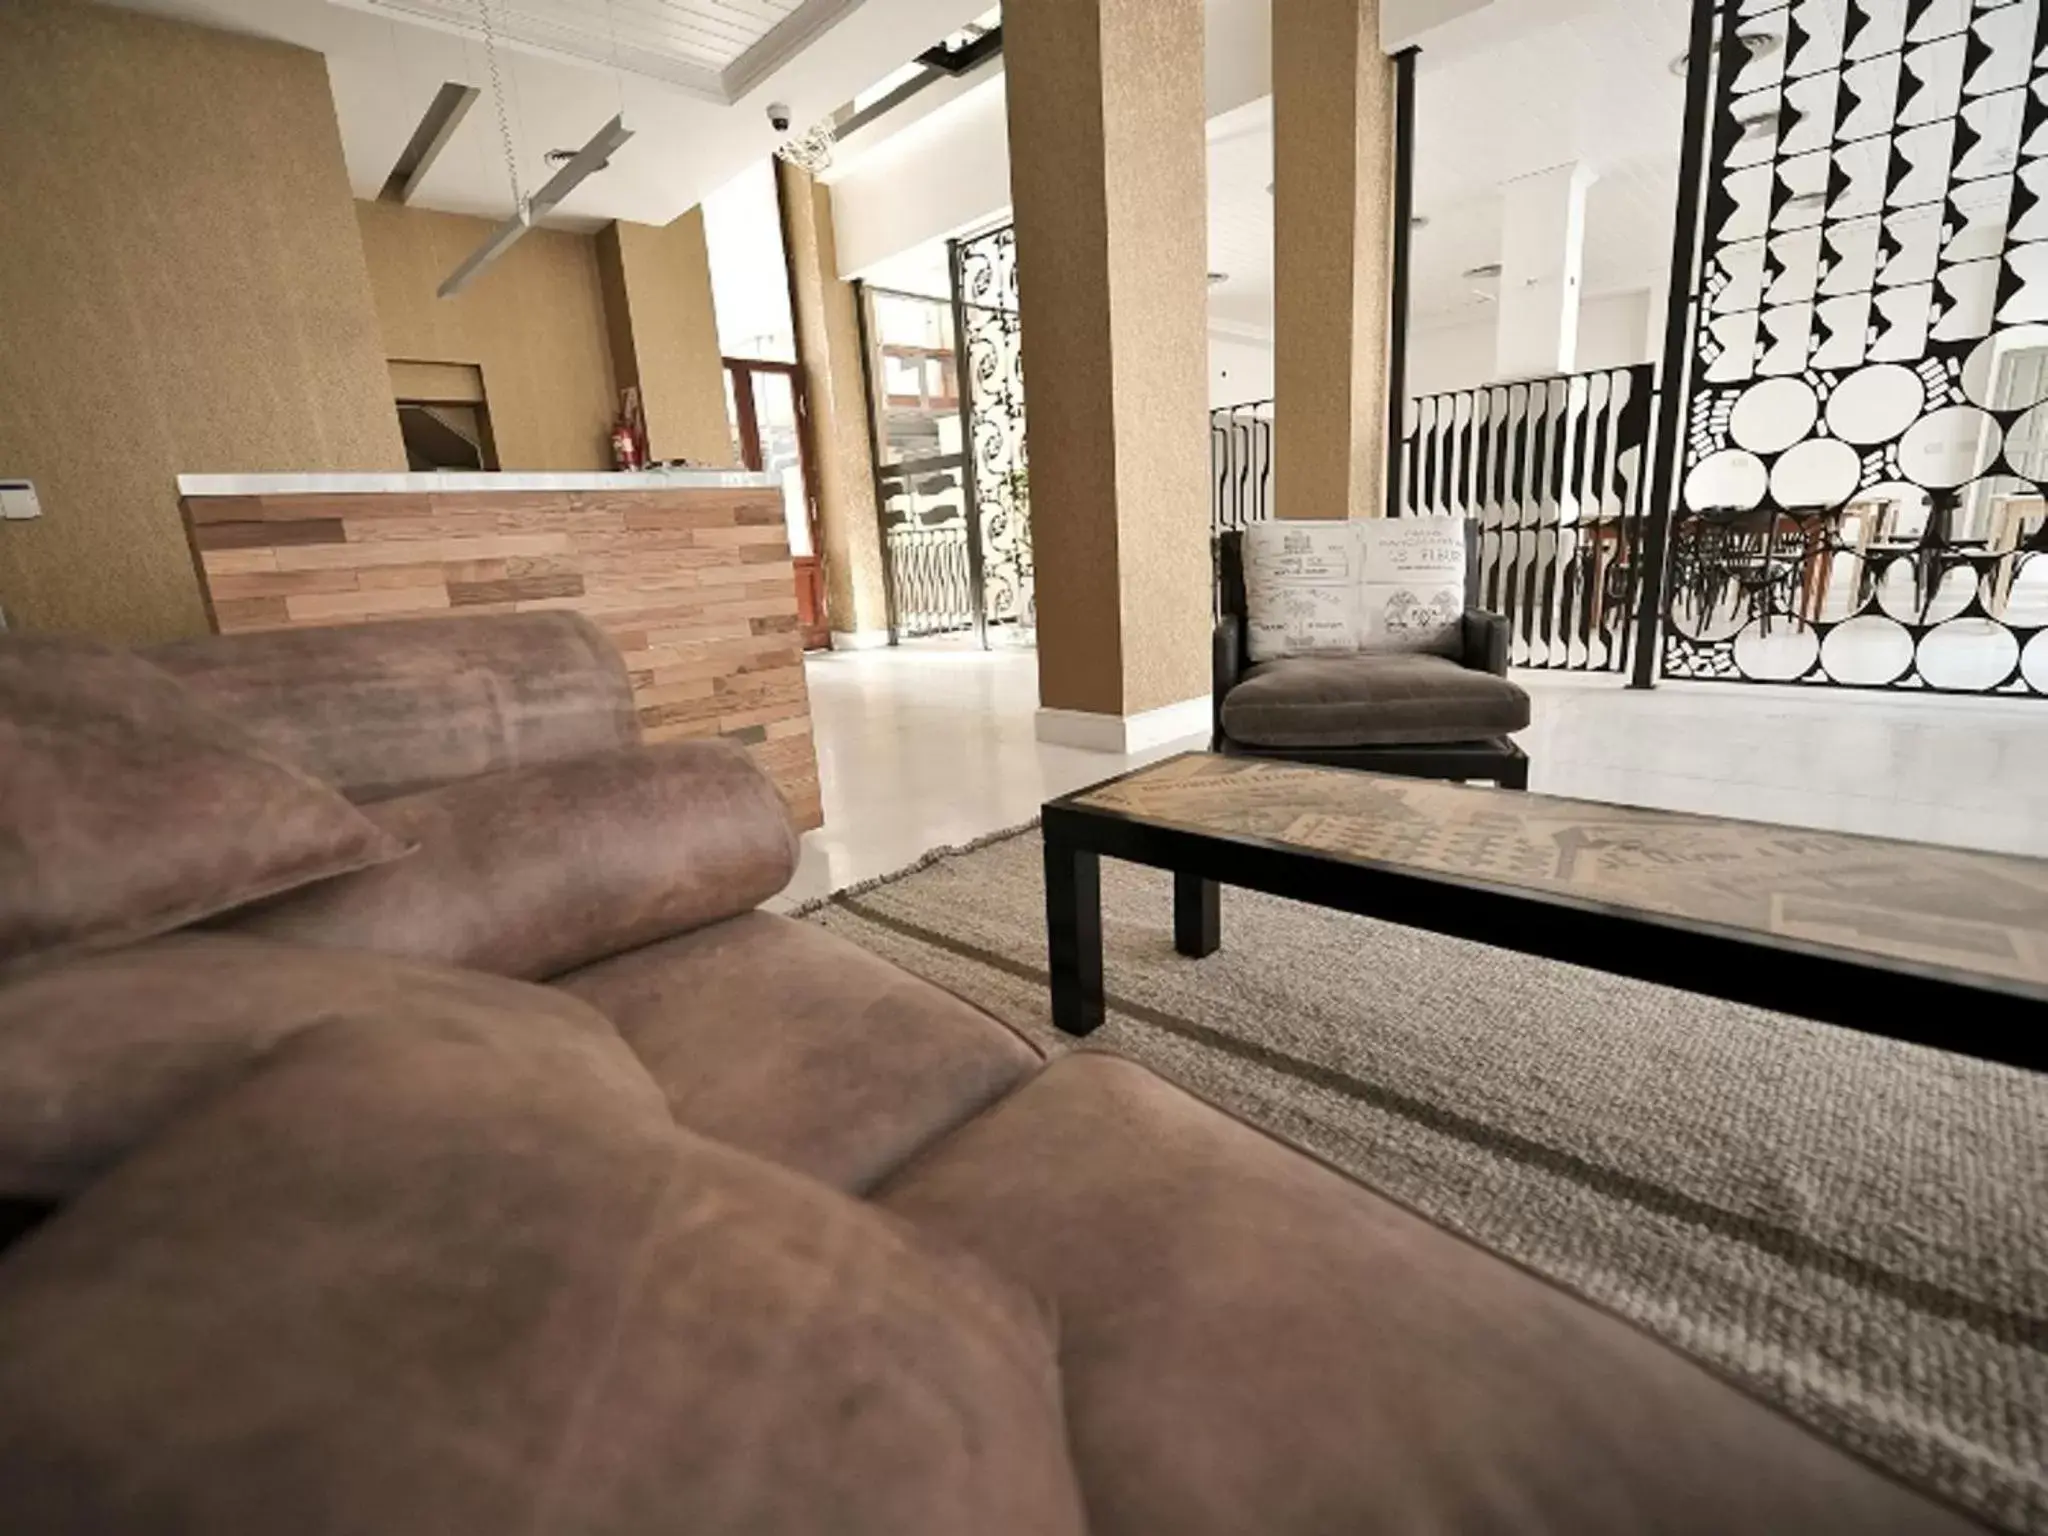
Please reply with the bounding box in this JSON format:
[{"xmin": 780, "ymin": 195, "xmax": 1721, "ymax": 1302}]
[
  {"xmin": 0, "ymin": 0, "xmax": 403, "ymax": 642},
  {"xmin": 1272, "ymin": 0, "xmax": 1396, "ymax": 520},
  {"xmin": 778, "ymin": 161, "xmax": 889, "ymax": 640},
  {"xmin": 355, "ymin": 201, "xmax": 617, "ymax": 472},
  {"xmin": 1007, "ymin": 0, "xmax": 1212, "ymax": 717},
  {"xmin": 596, "ymin": 213, "xmax": 737, "ymax": 467}
]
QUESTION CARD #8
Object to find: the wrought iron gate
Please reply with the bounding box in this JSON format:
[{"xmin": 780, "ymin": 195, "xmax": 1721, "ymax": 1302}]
[
  {"xmin": 951, "ymin": 224, "xmax": 1034, "ymax": 645},
  {"xmin": 1657, "ymin": 0, "xmax": 2048, "ymax": 696}
]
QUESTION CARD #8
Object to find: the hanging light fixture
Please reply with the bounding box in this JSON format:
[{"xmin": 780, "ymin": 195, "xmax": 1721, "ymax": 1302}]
[
  {"xmin": 775, "ymin": 119, "xmax": 836, "ymax": 176},
  {"xmin": 438, "ymin": 0, "xmax": 633, "ymax": 298}
]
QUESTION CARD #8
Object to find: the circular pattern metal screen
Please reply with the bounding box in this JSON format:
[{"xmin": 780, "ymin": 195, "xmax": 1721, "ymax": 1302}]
[{"xmin": 1665, "ymin": 0, "xmax": 2048, "ymax": 694}]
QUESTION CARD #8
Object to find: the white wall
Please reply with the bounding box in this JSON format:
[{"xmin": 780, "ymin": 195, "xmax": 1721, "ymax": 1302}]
[
  {"xmin": 1211, "ymin": 332, "xmax": 1275, "ymax": 407},
  {"xmin": 704, "ymin": 160, "xmax": 797, "ymax": 360},
  {"xmin": 831, "ymin": 0, "xmax": 1279, "ymax": 284},
  {"xmin": 1405, "ymin": 289, "xmax": 1655, "ymax": 398},
  {"xmin": 829, "ymin": 72, "xmax": 1011, "ymax": 280}
]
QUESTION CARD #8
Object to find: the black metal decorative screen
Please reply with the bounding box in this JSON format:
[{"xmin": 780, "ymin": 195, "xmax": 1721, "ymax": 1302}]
[
  {"xmin": 952, "ymin": 224, "xmax": 1034, "ymax": 644},
  {"xmin": 1662, "ymin": 0, "xmax": 2048, "ymax": 694},
  {"xmin": 1399, "ymin": 365, "xmax": 1657, "ymax": 673}
]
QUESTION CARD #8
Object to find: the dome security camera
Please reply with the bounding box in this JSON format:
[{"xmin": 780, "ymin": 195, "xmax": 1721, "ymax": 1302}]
[{"xmin": 767, "ymin": 102, "xmax": 792, "ymax": 133}]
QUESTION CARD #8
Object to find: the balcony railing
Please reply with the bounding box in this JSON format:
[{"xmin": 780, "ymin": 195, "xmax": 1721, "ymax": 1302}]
[{"xmin": 1210, "ymin": 365, "xmax": 1656, "ymax": 674}]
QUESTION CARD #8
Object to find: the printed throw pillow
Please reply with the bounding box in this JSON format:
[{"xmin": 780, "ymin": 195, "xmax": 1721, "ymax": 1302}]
[
  {"xmin": 1244, "ymin": 518, "xmax": 1468, "ymax": 661},
  {"xmin": 0, "ymin": 635, "xmax": 411, "ymax": 977},
  {"xmin": 1358, "ymin": 516, "xmax": 1468, "ymax": 656},
  {"xmin": 1243, "ymin": 521, "xmax": 1366, "ymax": 663}
]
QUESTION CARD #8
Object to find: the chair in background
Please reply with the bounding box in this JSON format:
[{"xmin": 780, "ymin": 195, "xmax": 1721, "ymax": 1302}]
[{"xmin": 1210, "ymin": 529, "xmax": 1533, "ymax": 788}]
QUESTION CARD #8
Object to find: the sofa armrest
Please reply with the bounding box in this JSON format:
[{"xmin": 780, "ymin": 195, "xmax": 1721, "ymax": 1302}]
[
  {"xmin": 230, "ymin": 739, "xmax": 798, "ymax": 981},
  {"xmin": 1461, "ymin": 610, "xmax": 1511, "ymax": 677},
  {"xmin": 1212, "ymin": 616, "xmax": 1245, "ymax": 746},
  {"xmin": 148, "ymin": 612, "xmax": 639, "ymax": 804}
]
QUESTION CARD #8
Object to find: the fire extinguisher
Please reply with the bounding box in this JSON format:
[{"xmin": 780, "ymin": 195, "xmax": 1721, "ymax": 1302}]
[
  {"xmin": 610, "ymin": 420, "xmax": 642, "ymax": 471},
  {"xmin": 611, "ymin": 386, "xmax": 648, "ymax": 470}
]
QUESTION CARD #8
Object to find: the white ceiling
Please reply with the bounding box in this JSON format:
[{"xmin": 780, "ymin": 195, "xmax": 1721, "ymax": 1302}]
[
  {"xmin": 333, "ymin": 0, "xmax": 844, "ymax": 100},
  {"xmin": 99, "ymin": 0, "xmax": 989, "ymax": 227},
  {"xmin": 1205, "ymin": 0, "xmax": 1690, "ymax": 336}
]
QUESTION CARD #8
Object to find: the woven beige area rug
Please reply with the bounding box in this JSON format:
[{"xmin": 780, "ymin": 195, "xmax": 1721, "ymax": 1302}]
[{"xmin": 802, "ymin": 823, "xmax": 2048, "ymax": 1534}]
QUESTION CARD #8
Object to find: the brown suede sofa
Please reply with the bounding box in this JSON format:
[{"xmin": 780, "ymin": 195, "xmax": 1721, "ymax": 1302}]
[{"xmin": 0, "ymin": 613, "xmax": 1983, "ymax": 1534}]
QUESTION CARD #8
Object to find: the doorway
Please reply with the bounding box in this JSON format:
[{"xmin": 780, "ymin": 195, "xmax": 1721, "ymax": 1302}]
[
  {"xmin": 854, "ymin": 224, "xmax": 1033, "ymax": 649},
  {"xmin": 389, "ymin": 360, "xmax": 498, "ymax": 472},
  {"xmin": 726, "ymin": 357, "xmax": 829, "ymax": 651}
]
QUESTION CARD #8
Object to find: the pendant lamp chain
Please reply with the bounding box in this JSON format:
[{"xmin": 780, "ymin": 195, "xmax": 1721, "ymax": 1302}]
[{"xmin": 476, "ymin": 0, "xmax": 522, "ymax": 211}]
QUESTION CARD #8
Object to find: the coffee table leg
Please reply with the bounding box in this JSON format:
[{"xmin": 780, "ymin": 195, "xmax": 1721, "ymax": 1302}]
[
  {"xmin": 1045, "ymin": 836, "xmax": 1104, "ymax": 1036},
  {"xmin": 1174, "ymin": 870, "xmax": 1220, "ymax": 958}
]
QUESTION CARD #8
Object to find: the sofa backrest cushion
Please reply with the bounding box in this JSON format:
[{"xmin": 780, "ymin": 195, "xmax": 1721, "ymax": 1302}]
[
  {"xmin": 147, "ymin": 611, "xmax": 639, "ymax": 804},
  {"xmin": 229, "ymin": 739, "xmax": 798, "ymax": 981},
  {"xmin": 1242, "ymin": 520, "xmax": 1468, "ymax": 663},
  {"xmin": 0, "ymin": 637, "xmax": 410, "ymax": 979},
  {"xmin": 0, "ymin": 932, "xmax": 653, "ymax": 1202},
  {"xmin": 0, "ymin": 1011, "xmax": 1088, "ymax": 1536}
]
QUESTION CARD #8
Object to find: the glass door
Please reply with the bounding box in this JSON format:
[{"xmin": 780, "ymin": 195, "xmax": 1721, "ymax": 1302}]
[
  {"xmin": 726, "ymin": 358, "xmax": 828, "ymax": 651},
  {"xmin": 861, "ymin": 284, "xmax": 976, "ymax": 641}
]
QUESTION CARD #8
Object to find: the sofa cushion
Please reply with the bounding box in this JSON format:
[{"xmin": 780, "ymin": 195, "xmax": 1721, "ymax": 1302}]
[
  {"xmin": 0, "ymin": 932, "xmax": 651, "ymax": 1201},
  {"xmin": 231, "ymin": 740, "xmax": 797, "ymax": 981},
  {"xmin": 1221, "ymin": 651, "xmax": 1530, "ymax": 748},
  {"xmin": 147, "ymin": 611, "xmax": 638, "ymax": 804},
  {"xmin": 877, "ymin": 1054, "xmax": 1977, "ymax": 1536},
  {"xmin": 559, "ymin": 911, "xmax": 1042, "ymax": 1193},
  {"xmin": 0, "ymin": 1013, "xmax": 1086, "ymax": 1536},
  {"xmin": 0, "ymin": 636, "xmax": 409, "ymax": 978}
]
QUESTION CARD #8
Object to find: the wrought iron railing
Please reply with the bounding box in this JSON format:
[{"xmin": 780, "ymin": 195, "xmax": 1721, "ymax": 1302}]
[
  {"xmin": 1209, "ymin": 372, "xmax": 1655, "ymax": 672},
  {"xmin": 1211, "ymin": 399, "xmax": 1275, "ymax": 536},
  {"xmin": 1397, "ymin": 364, "xmax": 1656, "ymax": 674},
  {"xmin": 884, "ymin": 522, "xmax": 975, "ymax": 638},
  {"xmin": 877, "ymin": 454, "xmax": 976, "ymax": 638}
]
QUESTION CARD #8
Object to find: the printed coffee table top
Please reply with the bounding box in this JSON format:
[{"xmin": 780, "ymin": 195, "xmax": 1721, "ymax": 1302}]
[{"xmin": 1070, "ymin": 753, "xmax": 2048, "ymax": 989}]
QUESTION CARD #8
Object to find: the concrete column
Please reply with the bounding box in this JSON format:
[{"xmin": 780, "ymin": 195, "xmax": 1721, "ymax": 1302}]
[
  {"xmin": 777, "ymin": 160, "xmax": 890, "ymax": 648},
  {"xmin": 1272, "ymin": 0, "xmax": 1397, "ymax": 520},
  {"xmin": 1495, "ymin": 162, "xmax": 1594, "ymax": 381},
  {"xmin": 595, "ymin": 209, "xmax": 736, "ymax": 466},
  {"xmin": 1007, "ymin": 0, "xmax": 1214, "ymax": 747}
]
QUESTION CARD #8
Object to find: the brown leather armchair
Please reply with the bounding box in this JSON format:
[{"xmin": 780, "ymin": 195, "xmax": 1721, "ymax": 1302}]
[{"xmin": 1212, "ymin": 529, "xmax": 1532, "ymax": 787}]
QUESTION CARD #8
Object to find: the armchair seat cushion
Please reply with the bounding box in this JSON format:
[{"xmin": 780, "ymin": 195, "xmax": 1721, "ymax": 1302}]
[{"xmin": 1221, "ymin": 653, "xmax": 1530, "ymax": 749}]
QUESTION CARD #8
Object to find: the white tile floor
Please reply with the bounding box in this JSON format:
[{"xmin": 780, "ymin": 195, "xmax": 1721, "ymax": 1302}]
[{"xmin": 774, "ymin": 641, "xmax": 2048, "ymax": 909}]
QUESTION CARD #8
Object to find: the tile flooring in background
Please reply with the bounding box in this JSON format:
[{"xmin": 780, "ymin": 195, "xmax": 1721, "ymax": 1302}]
[{"xmin": 773, "ymin": 641, "xmax": 2048, "ymax": 909}]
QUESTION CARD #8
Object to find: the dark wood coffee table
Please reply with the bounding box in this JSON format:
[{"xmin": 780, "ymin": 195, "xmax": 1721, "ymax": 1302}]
[{"xmin": 1041, "ymin": 753, "xmax": 2048, "ymax": 1070}]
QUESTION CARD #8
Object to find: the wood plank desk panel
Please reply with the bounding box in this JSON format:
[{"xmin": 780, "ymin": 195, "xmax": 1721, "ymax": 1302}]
[{"xmin": 181, "ymin": 486, "xmax": 823, "ymax": 830}]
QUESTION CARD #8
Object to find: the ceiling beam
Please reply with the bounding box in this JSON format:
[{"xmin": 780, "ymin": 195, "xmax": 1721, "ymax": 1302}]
[{"xmin": 379, "ymin": 81, "xmax": 482, "ymax": 204}]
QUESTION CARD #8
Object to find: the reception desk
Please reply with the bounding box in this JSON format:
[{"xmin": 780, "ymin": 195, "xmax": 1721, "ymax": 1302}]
[{"xmin": 176, "ymin": 471, "xmax": 822, "ymax": 829}]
